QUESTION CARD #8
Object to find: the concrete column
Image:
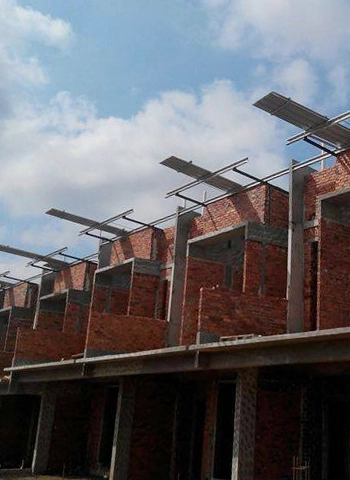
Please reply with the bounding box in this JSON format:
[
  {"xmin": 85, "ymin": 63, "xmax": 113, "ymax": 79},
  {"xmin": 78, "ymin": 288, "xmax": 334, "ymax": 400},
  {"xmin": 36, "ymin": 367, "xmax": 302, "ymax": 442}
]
[
  {"xmin": 31, "ymin": 388, "xmax": 56, "ymax": 474},
  {"xmin": 109, "ymin": 377, "xmax": 136, "ymax": 480},
  {"xmin": 231, "ymin": 369, "xmax": 258, "ymax": 480},
  {"xmin": 287, "ymin": 160, "xmax": 315, "ymax": 333},
  {"xmin": 167, "ymin": 208, "xmax": 199, "ymax": 346}
]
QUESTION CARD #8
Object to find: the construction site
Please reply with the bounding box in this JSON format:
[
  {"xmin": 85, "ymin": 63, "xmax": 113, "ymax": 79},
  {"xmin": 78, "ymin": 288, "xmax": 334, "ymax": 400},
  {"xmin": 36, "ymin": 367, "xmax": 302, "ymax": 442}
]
[{"xmin": 1, "ymin": 91, "xmax": 350, "ymax": 480}]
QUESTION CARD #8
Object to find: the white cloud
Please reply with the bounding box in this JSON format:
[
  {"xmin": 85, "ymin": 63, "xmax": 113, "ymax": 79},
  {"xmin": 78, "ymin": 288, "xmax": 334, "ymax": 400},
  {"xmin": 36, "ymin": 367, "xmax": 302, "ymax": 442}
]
[
  {"xmin": 0, "ymin": 0, "xmax": 290, "ymax": 268},
  {"xmin": 0, "ymin": 80, "xmax": 287, "ymax": 222},
  {"xmin": 204, "ymin": 0, "xmax": 350, "ymax": 62},
  {"xmin": 273, "ymin": 59, "xmax": 318, "ymax": 104}
]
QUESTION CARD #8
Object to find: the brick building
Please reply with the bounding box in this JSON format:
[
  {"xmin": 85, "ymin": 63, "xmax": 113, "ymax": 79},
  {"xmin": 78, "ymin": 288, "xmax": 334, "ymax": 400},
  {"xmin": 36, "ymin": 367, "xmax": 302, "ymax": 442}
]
[{"xmin": 1, "ymin": 93, "xmax": 350, "ymax": 479}]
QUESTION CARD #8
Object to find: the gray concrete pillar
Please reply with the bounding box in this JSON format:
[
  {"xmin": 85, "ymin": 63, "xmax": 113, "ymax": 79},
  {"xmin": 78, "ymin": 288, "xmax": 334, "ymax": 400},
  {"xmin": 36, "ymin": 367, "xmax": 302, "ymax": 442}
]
[
  {"xmin": 167, "ymin": 207, "xmax": 199, "ymax": 346},
  {"xmin": 31, "ymin": 388, "xmax": 56, "ymax": 474},
  {"xmin": 231, "ymin": 369, "xmax": 258, "ymax": 480},
  {"xmin": 287, "ymin": 160, "xmax": 315, "ymax": 333},
  {"xmin": 109, "ymin": 377, "xmax": 136, "ymax": 480}
]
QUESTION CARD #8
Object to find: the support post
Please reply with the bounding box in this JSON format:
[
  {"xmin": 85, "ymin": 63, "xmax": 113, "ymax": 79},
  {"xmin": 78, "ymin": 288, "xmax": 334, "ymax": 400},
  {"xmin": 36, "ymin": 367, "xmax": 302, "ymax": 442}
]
[
  {"xmin": 287, "ymin": 160, "xmax": 315, "ymax": 333},
  {"xmin": 167, "ymin": 207, "xmax": 199, "ymax": 346},
  {"xmin": 231, "ymin": 369, "xmax": 258, "ymax": 480},
  {"xmin": 109, "ymin": 377, "xmax": 136, "ymax": 480},
  {"xmin": 31, "ymin": 388, "xmax": 56, "ymax": 474}
]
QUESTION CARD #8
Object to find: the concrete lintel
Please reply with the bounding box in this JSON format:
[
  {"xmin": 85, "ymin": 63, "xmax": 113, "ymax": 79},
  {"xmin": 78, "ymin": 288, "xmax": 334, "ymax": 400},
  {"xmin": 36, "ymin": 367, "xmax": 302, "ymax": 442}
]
[
  {"xmin": 304, "ymin": 219, "xmax": 318, "ymax": 230},
  {"xmin": 188, "ymin": 223, "xmax": 247, "ymax": 247},
  {"xmin": 246, "ymin": 222, "xmax": 288, "ymax": 248},
  {"xmin": 67, "ymin": 289, "xmax": 91, "ymax": 305},
  {"xmin": 132, "ymin": 258, "xmax": 161, "ymax": 276}
]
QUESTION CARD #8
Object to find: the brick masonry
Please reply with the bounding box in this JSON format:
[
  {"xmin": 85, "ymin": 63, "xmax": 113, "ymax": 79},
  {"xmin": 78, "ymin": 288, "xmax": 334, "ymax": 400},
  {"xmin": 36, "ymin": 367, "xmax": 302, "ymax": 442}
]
[
  {"xmin": 198, "ymin": 288, "xmax": 287, "ymax": 339},
  {"xmin": 85, "ymin": 312, "xmax": 167, "ymax": 355}
]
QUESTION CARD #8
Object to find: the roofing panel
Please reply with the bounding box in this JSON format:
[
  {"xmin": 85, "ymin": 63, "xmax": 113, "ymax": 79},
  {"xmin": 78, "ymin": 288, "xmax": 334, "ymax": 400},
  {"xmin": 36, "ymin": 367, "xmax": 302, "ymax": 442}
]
[
  {"xmin": 254, "ymin": 92, "xmax": 350, "ymax": 148},
  {"xmin": 161, "ymin": 156, "xmax": 241, "ymax": 192}
]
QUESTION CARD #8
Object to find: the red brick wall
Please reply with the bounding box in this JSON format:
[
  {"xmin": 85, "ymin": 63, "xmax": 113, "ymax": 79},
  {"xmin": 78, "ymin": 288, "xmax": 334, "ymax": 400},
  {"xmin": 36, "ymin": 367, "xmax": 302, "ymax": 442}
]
[
  {"xmin": 62, "ymin": 302, "xmax": 90, "ymax": 335},
  {"xmin": 109, "ymin": 229, "xmax": 155, "ymax": 265},
  {"xmin": 3, "ymin": 283, "xmax": 38, "ymax": 309},
  {"xmin": 243, "ymin": 241, "xmax": 287, "ymax": 297},
  {"xmin": 304, "ymin": 152, "xmax": 350, "ymax": 221},
  {"xmin": 129, "ymin": 377, "xmax": 177, "ymax": 480},
  {"xmin": 198, "ymin": 288, "xmax": 287, "ymax": 338},
  {"xmin": 255, "ymin": 386, "xmax": 301, "ymax": 480},
  {"xmin": 266, "ymin": 187, "xmax": 289, "ymax": 229},
  {"xmin": 318, "ymin": 218, "xmax": 350, "ymax": 329},
  {"xmin": 128, "ymin": 273, "xmax": 160, "ymax": 318},
  {"xmin": 13, "ymin": 329, "xmax": 85, "ymax": 364},
  {"xmin": 181, "ymin": 257, "xmax": 225, "ymax": 345},
  {"xmin": 47, "ymin": 385, "xmax": 91, "ymax": 473},
  {"xmin": 5, "ymin": 315, "xmax": 34, "ymax": 352},
  {"xmin": 243, "ymin": 241, "xmax": 263, "ymax": 294},
  {"xmin": 189, "ymin": 185, "xmax": 267, "ymax": 239},
  {"xmin": 85, "ymin": 312, "xmax": 167, "ymax": 354},
  {"xmin": 265, "ymin": 244, "xmax": 287, "ymax": 297},
  {"xmin": 157, "ymin": 227, "xmax": 175, "ymax": 264},
  {"xmin": 91, "ymin": 283, "xmax": 130, "ymax": 315},
  {"xmin": 86, "ymin": 386, "xmax": 107, "ymax": 470},
  {"xmin": 35, "ymin": 310, "xmax": 64, "ymax": 331},
  {"xmin": 53, "ymin": 262, "xmax": 96, "ymax": 293},
  {"xmin": 0, "ymin": 352, "xmax": 13, "ymax": 375}
]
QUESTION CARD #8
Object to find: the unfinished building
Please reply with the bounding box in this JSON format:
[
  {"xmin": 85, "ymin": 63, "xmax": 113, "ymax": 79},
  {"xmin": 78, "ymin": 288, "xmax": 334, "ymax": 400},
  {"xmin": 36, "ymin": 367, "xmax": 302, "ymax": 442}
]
[{"xmin": 1, "ymin": 92, "xmax": 350, "ymax": 479}]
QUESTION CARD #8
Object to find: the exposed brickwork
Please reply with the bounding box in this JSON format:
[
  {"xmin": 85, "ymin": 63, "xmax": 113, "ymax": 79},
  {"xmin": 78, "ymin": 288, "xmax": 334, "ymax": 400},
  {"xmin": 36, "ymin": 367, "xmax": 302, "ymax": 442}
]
[
  {"xmin": 318, "ymin": 218, "xmax": 350, "ymax": 329},
  {"xmin": 62, "ymin": 302, "xmax": 90, "ymax": 335},
  {"xmin": 47, "ymin": 384, "xmax": 91, "ymax": 474},
  {"xmin": 0, "ymin": 351, "xmax": 13, "ymax": 375},
  {"xmin": 254, "ymin": 384, "xmax": 301, "ymax": 480},
  {"xmin": 86, "ymin": 386, "xmax": 107, "ymax": 470},
  {"xmin": 53, "ymin": 262, "xmax": 96, "ymax": 293},
  {"xmin": 4, "ymin": 314, "xmax": 34, "ymax": 352},
  {"xmin": 243, "ymin": 241, "xmax": 287, "ymax": 297},
  {"xmin": 128, "ymin": 272, "xmax": 160, "ymax": 318},
  {"xmin": 128, "ymin": 377, "xmax": 177, "ymax": 480},
  {"xmin": 3, "ymin": 283, "xmax": 38, "ymax": 309},
  {"xmin": 109, "ymin": 229, "xmax": 157, "ymax": 265},
  {"xmin": 265, "ymin": 186, "xmax": 289, "ymax": 229},
  {"xmin": 85, "ymin": 312, "xmax": 167, "ymax": 354},
  {"xmin": 198, "ymin": 288, "xmax": 286, "ymax": 338},
  {"xmin": 181, "ymin": 257, "xmax": 225, "ymax": 345},
  {"xmin": 157, "ymin": 226, "xmax": 175, "ymax": 264},
  {"xmin": 190, "ymin": 185, "xmax": 267, "ymax": 239},
  {"xmin": 13, "ymin": 329, "xmax": 85, "ymax": 365},
  {"xmin": 304, "ymin": 153, "xmax": 350, "ymax": 221},
  {"xmin": 35, "ymin": 310, "xmax": 64, "ymax": 331}
]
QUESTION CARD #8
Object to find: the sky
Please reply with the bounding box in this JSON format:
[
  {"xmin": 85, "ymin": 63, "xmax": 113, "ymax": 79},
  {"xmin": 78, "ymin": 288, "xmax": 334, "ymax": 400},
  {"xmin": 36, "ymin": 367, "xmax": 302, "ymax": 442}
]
[{"xmin": 1, "ymin": 0, "xmax": 350, "ymax": 279}]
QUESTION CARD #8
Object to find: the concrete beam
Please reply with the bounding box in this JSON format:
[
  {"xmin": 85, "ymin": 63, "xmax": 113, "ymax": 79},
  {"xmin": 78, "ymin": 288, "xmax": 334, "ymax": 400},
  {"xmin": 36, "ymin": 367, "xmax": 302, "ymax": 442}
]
[
  {"xmin": 31, "ymin": 388, "xmax": 56, "ymax": 474},
  {"xmin": 231, "ymin": 369, "xmax": 257, "ymax": 480},
  {"xmin": 167, "ymin": 208, "xmax": 199, "ymax": 346},
  {"xmin": 109, "ymin": 378, "xmax": 136, "ymax": 480},
  {"xmin": 287, "ymin": 160, "xmax": 316, "ymax": 333}
]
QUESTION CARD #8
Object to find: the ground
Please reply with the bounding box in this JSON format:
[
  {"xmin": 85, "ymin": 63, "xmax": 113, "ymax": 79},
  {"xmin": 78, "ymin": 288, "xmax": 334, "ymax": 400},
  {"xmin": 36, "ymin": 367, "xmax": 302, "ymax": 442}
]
[{"xmin": 0, "ymin": 471, "xmax": 98, "ymax": 480}]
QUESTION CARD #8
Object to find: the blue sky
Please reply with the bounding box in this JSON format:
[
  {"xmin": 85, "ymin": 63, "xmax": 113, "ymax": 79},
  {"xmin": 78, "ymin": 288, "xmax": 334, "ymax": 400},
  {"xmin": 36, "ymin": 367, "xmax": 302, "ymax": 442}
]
[{"xmin": 1, "ymin": 0, "xmax": 350, "ymax": 277}]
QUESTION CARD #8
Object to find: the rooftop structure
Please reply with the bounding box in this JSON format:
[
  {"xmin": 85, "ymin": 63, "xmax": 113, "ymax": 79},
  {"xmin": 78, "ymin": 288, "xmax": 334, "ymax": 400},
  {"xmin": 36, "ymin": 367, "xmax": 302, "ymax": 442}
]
[{"xmin": 1, "ymin": 93, "xmax": 350, "ymax": 480}]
